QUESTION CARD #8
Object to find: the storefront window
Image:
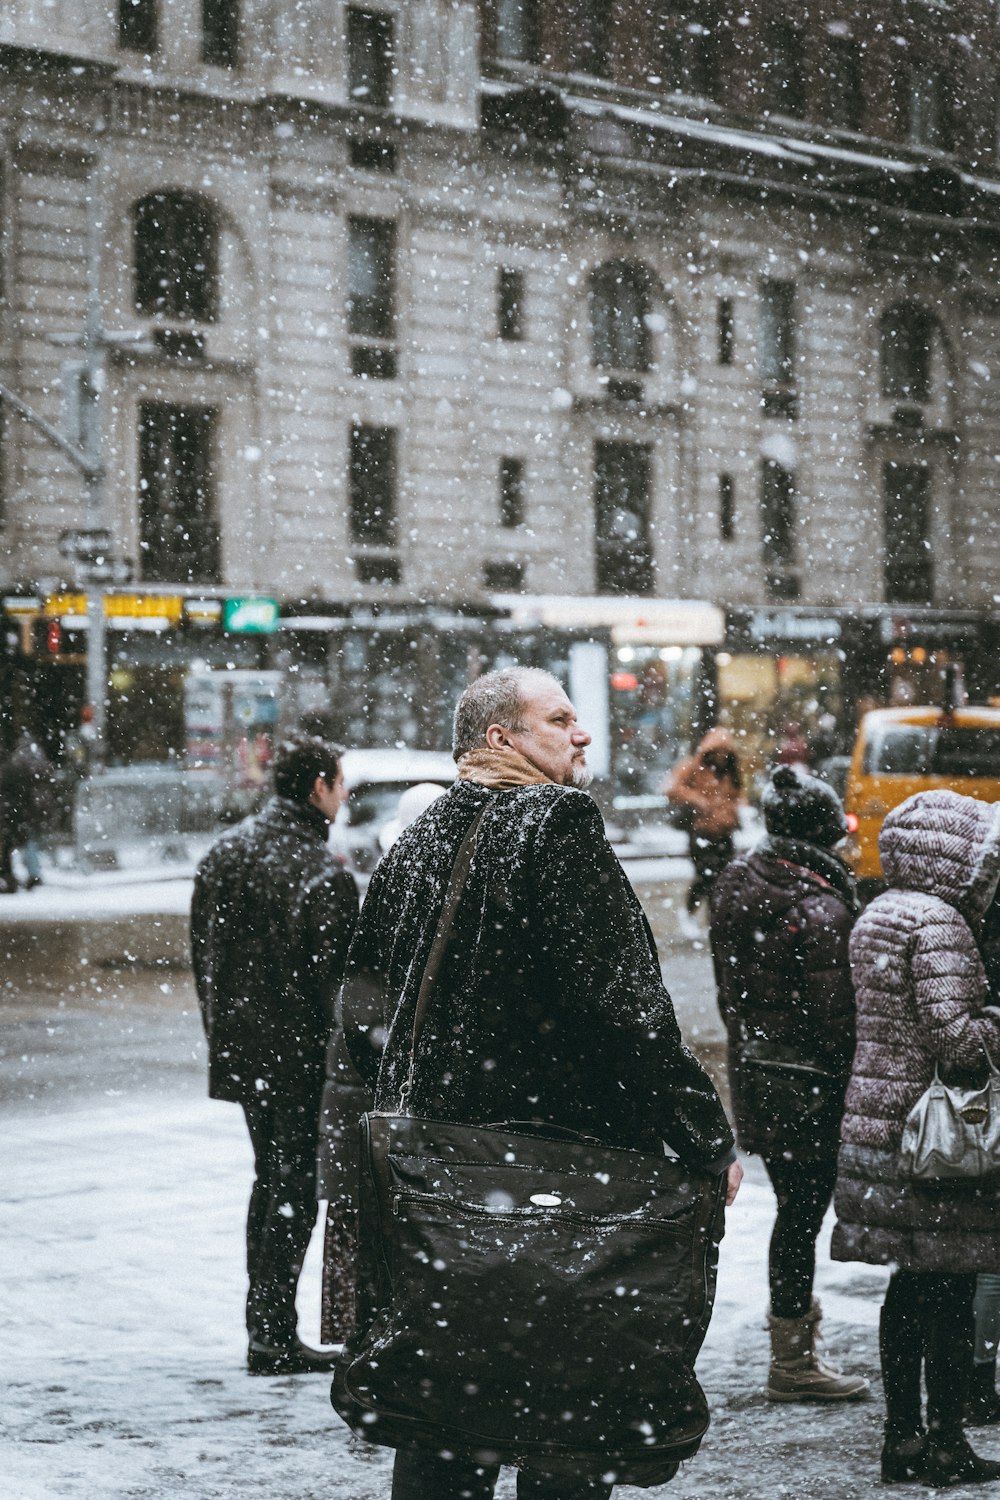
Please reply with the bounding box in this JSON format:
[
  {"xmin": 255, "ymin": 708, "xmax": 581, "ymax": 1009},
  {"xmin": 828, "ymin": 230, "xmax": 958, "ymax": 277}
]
[
  {"xmin": 716, "ymin": 649, "xmax": 843, "ymax": 791},
  {"xmin": 609, "ymin": 644, "xmax": 700, "ymax": 798}
]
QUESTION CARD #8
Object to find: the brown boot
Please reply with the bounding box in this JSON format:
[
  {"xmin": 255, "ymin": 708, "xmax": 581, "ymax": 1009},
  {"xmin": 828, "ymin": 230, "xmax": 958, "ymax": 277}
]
[{"xmin": 767, "ymin": 1298, "xmax": 871, "ymax": 1402}]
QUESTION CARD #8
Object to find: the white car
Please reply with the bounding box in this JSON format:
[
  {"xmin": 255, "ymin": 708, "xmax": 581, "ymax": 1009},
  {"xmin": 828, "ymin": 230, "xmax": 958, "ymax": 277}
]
[{"xmin": 330, "ymin": 748, "xmax": 457, "ymax": 878}]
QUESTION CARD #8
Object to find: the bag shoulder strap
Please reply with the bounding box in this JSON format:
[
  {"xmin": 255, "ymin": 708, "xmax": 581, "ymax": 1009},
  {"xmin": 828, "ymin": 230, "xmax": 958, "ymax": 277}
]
[{"xmin": 400, "ymin": 801, "xmax": 489, "ymax": 1110}]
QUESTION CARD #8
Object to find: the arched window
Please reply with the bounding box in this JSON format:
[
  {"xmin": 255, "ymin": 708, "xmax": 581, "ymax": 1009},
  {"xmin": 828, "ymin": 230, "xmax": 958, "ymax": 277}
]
[
  {"xmin": 880, "ymin": 303, "xmax": 934, "ymax": 404},
  {"xmin": 589, "ymin": 261, "xmax": 652, "ymax": 372},
  {"xmin": 134, "ymin": 192, "xmax": 219, "ymax": 322}
]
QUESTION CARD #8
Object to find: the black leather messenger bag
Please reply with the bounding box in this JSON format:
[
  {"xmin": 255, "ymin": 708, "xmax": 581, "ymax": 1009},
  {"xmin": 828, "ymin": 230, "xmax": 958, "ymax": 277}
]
[{"xmin": 332, "ymin": 806, "xmax": 727, "ymax": 1487}]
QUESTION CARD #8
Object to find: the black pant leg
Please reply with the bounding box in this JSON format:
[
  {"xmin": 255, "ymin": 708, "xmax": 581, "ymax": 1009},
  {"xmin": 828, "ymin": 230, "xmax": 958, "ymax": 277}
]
[
  {"xmin": 391, "ymin": 1448, "xmax": 500, "ymax": 1500},
  {"xmin": 880, "ymin": 1270, "xmax": 926, "ymax": 1437},
  {"xmin": 762, "ymin": 1157, "xmax": 838, "ymax": 1318},
  {"xmin": 242, "ymin": 1096, "xmax": 320, "ymax": 1346},
  {"xmin": 925, "ymin": 1272, "xmax": 976, "ymax": 1437}
]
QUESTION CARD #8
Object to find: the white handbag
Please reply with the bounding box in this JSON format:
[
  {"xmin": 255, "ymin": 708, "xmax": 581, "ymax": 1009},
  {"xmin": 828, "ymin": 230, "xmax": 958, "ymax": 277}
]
[{"xmin": 899, "ymin": 1049, "xmax": 1000, "ymax": 1179}]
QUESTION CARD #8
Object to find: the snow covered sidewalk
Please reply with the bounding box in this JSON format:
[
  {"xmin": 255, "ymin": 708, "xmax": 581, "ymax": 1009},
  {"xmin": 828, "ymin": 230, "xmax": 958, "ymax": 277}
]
[{"xmin": 9, "ymin": 1091, "xmax": 994, "ymax": 1500}]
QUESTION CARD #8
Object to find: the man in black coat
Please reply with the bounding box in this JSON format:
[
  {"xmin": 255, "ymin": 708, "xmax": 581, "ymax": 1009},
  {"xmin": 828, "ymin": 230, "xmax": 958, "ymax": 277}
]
[
  {"xmin": 340, "ymin": 667, "xmax": 741, "ymax": 1500},
  {"xmin": 192, "ymin": 734, "xmax": 359, "ymax": 1375}
]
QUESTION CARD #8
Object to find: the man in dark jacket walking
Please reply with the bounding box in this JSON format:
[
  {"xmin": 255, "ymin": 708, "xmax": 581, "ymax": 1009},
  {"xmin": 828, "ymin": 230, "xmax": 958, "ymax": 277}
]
[
  {"xmin": 710, "ymin": 765, "xmax": 868, "ymax": 1403},
  {"xmin": 192, "ymin": 734, "xmax": 359, "ymax": 1375},
  {"xmin": 339, "ymin": 667, "xmax": 741, "ymax": 1500}
]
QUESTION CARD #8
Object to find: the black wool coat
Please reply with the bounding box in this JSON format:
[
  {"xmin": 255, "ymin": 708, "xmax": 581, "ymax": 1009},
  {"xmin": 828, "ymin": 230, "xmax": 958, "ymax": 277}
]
[
  {"xmin": 339, "ymin": 778, "xmax": 734, "ymax": 1172},
  {"xmin": 191, "ymin": 796, "xmax": 359, "ymax": 1109},
  {"xmin": 709, "ymin": 837, "xmax": 857, "ymax": 1160}
]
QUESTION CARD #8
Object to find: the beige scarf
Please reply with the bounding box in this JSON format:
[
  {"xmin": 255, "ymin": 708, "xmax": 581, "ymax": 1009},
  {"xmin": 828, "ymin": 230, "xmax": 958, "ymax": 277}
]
[{"xmin": 456, "ymin": 746, "xmax": 553, "ymax": 790}]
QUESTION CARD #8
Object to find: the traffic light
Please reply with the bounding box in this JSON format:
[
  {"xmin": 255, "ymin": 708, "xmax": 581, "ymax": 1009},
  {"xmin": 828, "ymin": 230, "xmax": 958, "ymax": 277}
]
[{"xmin": 46, "ymin": 620, "xmax": 62, "ymax": 655}]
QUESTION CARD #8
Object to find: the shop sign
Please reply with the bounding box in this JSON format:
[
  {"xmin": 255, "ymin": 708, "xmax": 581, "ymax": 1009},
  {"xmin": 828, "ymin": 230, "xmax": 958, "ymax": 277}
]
[
  {"xmin": 42, "ymin": 592, "xmax": 183, "ymax": 622},
  {"xmin": 3, "ymin": 596, "xmax": 41, "ymax": 618},
  {"xmin": 879, "ymin": 613, "xmax": 980, "ymax": 646},
  {"xmin": 223, "ymin": 597, "xmax": 280, "ymax": 634},
  {"xmin": 748, "ymin": 610, "xmax": 842, "ymax": 643},
  {"xmin": 105, "ymin": 594, "xmax": 183, "ymax": 623}
]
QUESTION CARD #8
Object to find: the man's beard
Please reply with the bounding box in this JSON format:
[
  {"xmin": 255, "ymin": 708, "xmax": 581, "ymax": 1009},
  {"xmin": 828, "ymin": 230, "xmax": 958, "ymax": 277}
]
[{"xmin": 569, "ymin": 761, "xmax": 593, "ymax": 789}]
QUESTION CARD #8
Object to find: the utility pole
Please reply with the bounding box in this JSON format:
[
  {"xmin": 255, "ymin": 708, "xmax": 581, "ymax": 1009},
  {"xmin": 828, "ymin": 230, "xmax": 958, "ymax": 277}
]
[{"xmin": 0, "ymin": 184, "xmax": 138, "ymax": 771}]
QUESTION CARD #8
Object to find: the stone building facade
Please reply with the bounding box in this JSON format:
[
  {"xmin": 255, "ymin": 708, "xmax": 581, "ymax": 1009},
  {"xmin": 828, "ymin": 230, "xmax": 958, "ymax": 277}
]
[{"xmin": 1, "ymin": 0, "xmax": 1000, "ymax": 779}]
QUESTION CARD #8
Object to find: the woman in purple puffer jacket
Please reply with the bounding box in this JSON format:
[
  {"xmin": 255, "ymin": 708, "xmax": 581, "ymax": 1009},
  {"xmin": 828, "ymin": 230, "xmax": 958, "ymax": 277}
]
[{"xmin": 832, "ymin": 789, "xmax": 1000, "ymax": 1487}]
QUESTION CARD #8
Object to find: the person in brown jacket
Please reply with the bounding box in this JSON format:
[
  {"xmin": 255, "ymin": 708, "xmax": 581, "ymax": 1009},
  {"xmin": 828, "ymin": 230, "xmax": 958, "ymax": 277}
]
[{"xmin": 666, "ymin": 727, "xmax": 743, "ymax": 939}]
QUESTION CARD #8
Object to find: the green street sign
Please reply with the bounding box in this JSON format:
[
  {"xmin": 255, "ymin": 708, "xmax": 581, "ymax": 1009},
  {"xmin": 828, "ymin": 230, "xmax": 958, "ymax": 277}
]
[{"xmin": 223, "ymin": 596, "xmax": 280, "ymax": 634}]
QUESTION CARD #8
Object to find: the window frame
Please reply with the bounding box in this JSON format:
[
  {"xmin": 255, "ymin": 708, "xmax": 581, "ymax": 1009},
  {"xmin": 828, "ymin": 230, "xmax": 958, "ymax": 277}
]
[
  {"xmin": 349, "ymin": 424, "xmax": 398, "ymax": 547},
  {"xmin": 348, "ymin": 7, "xmax": 395, "ymax": 109},
  {"xmin": 133, "ymin": 193, "xmax": 219, "ymax": 324}
]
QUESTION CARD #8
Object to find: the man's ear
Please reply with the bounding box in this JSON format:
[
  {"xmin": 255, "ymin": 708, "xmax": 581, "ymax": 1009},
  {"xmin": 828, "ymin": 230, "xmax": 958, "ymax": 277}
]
[
  {"xmin": 484, "ymin": 723, "xmax": 510, "ymax": 751},
  {"xmin": 308, "ymin": 774, "xmax": 326, "ymax": 805}
]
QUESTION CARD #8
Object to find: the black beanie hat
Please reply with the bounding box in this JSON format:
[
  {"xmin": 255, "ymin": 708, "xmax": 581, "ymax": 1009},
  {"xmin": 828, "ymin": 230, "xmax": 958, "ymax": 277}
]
[{"xmin": 761, "ymin": 764, "xmax": 849, "ymax": 848}]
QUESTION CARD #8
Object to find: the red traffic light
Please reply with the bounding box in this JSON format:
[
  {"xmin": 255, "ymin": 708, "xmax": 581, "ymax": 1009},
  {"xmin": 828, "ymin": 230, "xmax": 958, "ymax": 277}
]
[{"xmin": 46, "ymin": 620, "xmax": 62, "ymax": 654}]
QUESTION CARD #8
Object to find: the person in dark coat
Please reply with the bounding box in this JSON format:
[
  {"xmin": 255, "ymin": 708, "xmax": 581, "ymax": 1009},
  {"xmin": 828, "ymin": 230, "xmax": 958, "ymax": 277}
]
[
  {"xmin": 0, "ymin": 730, "xmax": 56, "ymax": 891},
  {"xmin": 832, "ymin": 789, "xmax": 1000, "ymax": 1486},
  {"xmin": 709, "ymin": 764, "xmax": 869, "ymax": 1404},
  {"xmin": 191, "ymin": 734, "xmax": 359, "ymax": 1376},
  {"xmin": 337, "ymin": 666, "xmax": 742, "ymax": 1500}
]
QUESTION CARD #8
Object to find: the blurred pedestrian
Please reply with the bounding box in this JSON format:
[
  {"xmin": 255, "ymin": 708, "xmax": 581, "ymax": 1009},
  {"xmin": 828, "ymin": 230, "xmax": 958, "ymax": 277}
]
[
  {"xmin": 191, "ymin": 734, "xmax": 359, "ymax": 1375},
  {"xmin": 666, "ymin": 727, "xmax": 743, "ymax": 940},
  {"xmin": 832, "ymin": 790, "xmax": 1000, "ymax": 1486},
  {"xmin": 0, "ymin": 729, "xmax": 56, "ymax": 892},
  {"xmin": 773, "ymin": 720, "xmax": 810, "ymax": 769},
  {"xmin": 710, "ymin": 764, "xmax": 869, "ymax": 1403},
  {"xmin": 377, "ymin": 780, "xmax": 447, "ymax": 853}
]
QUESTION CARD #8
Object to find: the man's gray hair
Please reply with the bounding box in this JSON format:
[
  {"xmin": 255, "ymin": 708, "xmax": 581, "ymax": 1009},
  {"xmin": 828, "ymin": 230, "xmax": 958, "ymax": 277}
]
[{"xmin": 452, "ymin": 667, "xmax": 559, "ymax": 761}]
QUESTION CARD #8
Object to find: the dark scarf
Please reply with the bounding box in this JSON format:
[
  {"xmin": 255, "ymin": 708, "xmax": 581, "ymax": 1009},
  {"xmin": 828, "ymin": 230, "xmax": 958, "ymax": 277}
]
[{"xmin": 757, "ymin": 833, "xmax": 860, "ymax": 915}]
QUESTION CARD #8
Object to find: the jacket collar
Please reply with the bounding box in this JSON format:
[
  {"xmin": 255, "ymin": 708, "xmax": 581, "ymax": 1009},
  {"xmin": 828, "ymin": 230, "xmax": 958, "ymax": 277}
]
[
  {"xmin": 757, "ymin": 833, "xmax": 860, "ymax": 914},
  {"xmin": 260, "ymin": 794, "xmax": 331, "ymax": 841}
]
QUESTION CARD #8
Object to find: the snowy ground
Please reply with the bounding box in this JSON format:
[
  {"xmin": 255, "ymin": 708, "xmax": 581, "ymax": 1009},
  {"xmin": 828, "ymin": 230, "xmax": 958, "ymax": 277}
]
[
  {"xmin": 2, "ymin": 857, "xmax": 999, "ymax": 1498},
  {"xmin": 4, "ymin": 1091, "xmax": 902, "ymax": 1500}
]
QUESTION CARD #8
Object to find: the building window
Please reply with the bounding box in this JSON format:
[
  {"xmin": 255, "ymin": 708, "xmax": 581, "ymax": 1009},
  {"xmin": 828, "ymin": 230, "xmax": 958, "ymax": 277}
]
[
  {"xmin": 881, "ymin": 304, "xmax": 933, "ymax": 405},
  {"xmin": 884, "ymin": 462, "xmax": 933, "ymax": 603},
  {"xmin": 760, "ymin": 459, "xmax": 798, "ymax": 600},
  {"xmin": 138, "ymin": 404, "xmax": 220, "ymax": 585},
  {"xmin": 118, "ymin": 0, "xmax": 157, "ymax": 52},
  {"xmin": 496, "ymin": 268, "xmax": 525, "ymax": 341},
  {"xmin": 499, "ymin": 456, "xmax": 525, "ymax": 528},
  {"xmin": 590, "ymin": 262, "xmax": 652, "ymax": 373},
  {"xmin": 717, "ymin": 296, "xmax": 735, "ymax": 365},
  {"xmin": 348, "ymin": 9, "xmax": 395, "ymax": 108},
  {"xmin": 824, "ymin": 37, "xmax": 864, "ymax": 132},
  {"xmin": 134, "ymin": 193, "xmax": 218, "ymax": 322},
  {"xmin": 202, "ymin": 0, "xmax": 239, "ymax": 66},
  {"xmin": 347, "ymin": 217, "xmax": 395, "ymax": 340},
  {"xmin": 909, "ymin": 64, "xmax": 951, "ymax": 150},
  {"xmin": 350, "ymin": 425, "xmax": 397, "ymax": 546},
  {"xmin": 571, "ymin": 0, "xmax": 613, "ymax": 79},
  {"xmin": 355, "ymin": 554, "xmax": 400, "ymax": 585},
  {"xmin": 484, "ymin": 560, "xmax": 525, "ymax": 590},
  {"xmin": 350, "ymin": 138, "xmax": 396, "ymax": 173},
  {"xmin": 594, "ymin": 441, "xmax": 653, "ymax": 594},
  {"xmin": 759, "ymin": 279, "xmax": 795, "ymax": 387},
  {"xmin": 763, "ymin": 21, "xmax": 805, "ymax": 118},
  {"xmin": 496, "ymin": 0, "xmax": 540, "ymax": 63},
  {"xmin": 657, "ymin": 4, "xmax": 719, "ymax": 99},
  {"xmin": 718, "ymin": 472, "xmax": 735, "ymax": 540}
]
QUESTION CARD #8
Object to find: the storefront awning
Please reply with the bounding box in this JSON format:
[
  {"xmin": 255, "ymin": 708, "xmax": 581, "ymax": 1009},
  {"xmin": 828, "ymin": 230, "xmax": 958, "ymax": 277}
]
[{"xmin": 487, "ymin": 594, "xmax": 725, "ymax": 646}]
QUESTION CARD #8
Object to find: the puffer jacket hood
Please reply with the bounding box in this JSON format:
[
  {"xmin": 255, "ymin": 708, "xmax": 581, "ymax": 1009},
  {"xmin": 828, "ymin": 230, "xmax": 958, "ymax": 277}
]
[
  {"xmin": 695, "ymin": 727, "xmax": 737, "ymax": 758},
  {"xmin": 878, "ymin": 788, "xmax": 1000, "ymax": 927}
]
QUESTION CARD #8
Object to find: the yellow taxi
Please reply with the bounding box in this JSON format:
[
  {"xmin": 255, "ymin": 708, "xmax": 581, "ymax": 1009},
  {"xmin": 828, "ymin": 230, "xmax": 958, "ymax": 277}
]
[{"xmin": 844, "ymin": 704, "xmax": 1000, "ymax": 892}]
